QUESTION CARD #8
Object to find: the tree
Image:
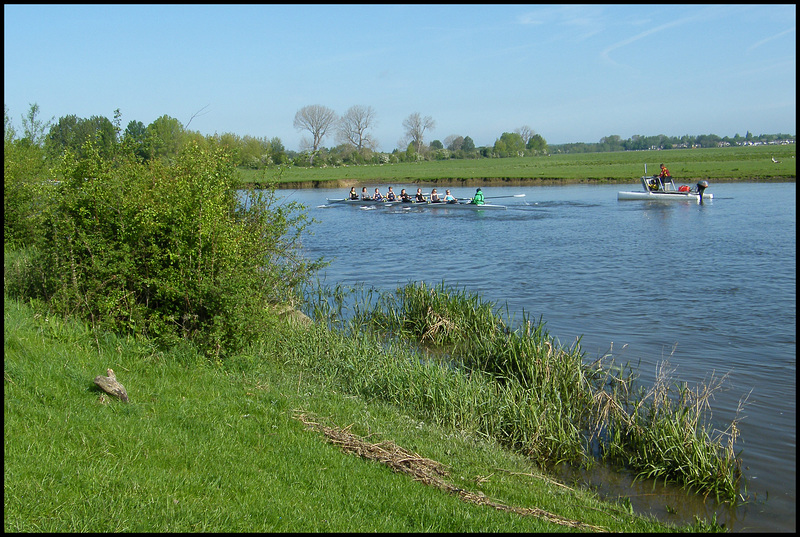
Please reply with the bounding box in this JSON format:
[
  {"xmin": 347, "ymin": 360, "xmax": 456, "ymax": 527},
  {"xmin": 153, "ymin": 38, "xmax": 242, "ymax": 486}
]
[
  {"xmin": 82, "ymin": 115, "xmax": 117, "ymax": 157},
  {"xmin": 5, "ymin": 105, "xmax": 51, "ymax": 248},
  {"xmin": 293, "ymin": 105, "xmax": 337, "ymax": 164},
  {"xmin": 45, "ymin": 115, "xmax": 79, "ymax": 158},
  {"xmin": 402, "ymin": 112, "xmax": 435, "ymax": 154},
  {"xmin": 527, "ymin": 134, "xmax": 547, "ymax": 154},
  {"xmin": 239, "ymin": 135, "xmax": 267, "ymax": 168},
  {"xmin": 444, "ymin": 135, "xmax": 464, "ymax": 152},
  {"xmin": 461, "ymin": 136, "xmax": 475, "ymax": 152},
  {"xmin": 337, "ymin": 105, "xmax": 377, "ymax": 152},
  {"xmin": 147, "ymin": 115, "xmax": 185, "ymax": 161},
  {"xmin": 515, "ymin": 125, "xmax": 534, "ymax": 146},
  {"xmin": 493, "ymin": 132, "xmax": 525, "ymax": 157},
  {"xmin": 267, "ymin": 137, "xmax": 288, "ymax": 165},
  {"xmin": 45, "ymin": 114, "xmax": 116, "ymax": 159},
  {"xmin": 124, "ymin": 120, "xmax": 149, "ymax": 160},
  {"xmin": 20, "ymin": 102, "xmax": 53, "ymax": 147},
  {"xmin": 4, "ymin": 104, "xmax": 16, "ymax": 143},
  {"xmin": 429, "ymin": 139, "xmax": 443, "ymax": 150}
]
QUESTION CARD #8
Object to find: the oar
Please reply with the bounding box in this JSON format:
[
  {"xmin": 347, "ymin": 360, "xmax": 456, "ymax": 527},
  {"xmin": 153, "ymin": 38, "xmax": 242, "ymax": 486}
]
[
  {"xmin": 486, "ymin": 193, "xmax": 526, "ymax": 200},
  {"xmin": 457, "ymin": 194, "xmax": 526, "ymax": 201}
]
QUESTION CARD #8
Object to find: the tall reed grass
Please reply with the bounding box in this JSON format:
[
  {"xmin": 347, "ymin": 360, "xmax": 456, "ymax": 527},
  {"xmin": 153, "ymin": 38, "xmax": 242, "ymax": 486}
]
[{"xmin": 300, "ymin": 281, "xmax": 745, "ymax": 501}]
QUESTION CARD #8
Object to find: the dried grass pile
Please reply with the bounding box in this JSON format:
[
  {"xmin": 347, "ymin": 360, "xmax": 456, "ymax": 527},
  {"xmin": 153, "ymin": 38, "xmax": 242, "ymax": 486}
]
[{"xmin": 294, "ymin": 411, "xmax": 606, "ymax": 532}]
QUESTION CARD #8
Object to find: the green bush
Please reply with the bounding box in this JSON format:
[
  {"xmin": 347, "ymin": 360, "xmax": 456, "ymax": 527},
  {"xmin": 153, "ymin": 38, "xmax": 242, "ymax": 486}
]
[
  {"xmin": 25, "ymin": 139, "xmax": 322, "ymax": 359},
  {"xmin": 3, "ymin": 139, "xmax": 51, "ymax": 249}
]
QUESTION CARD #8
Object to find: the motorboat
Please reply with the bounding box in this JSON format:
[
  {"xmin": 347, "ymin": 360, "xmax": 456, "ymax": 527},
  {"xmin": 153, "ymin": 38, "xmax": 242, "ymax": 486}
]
[{"xmin": 618, "ymin": 176, "xmax": 712, "ymax": 202}]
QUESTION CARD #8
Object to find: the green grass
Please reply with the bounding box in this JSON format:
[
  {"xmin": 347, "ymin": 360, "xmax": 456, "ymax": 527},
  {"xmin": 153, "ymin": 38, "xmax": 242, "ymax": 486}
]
[
  {"xmin": 239, "ymin": 144, "xmax": 796, "ymax": 186},
  {"xmin": 5, "ymin": 295, "xmax": 714, "ymax": 532}
]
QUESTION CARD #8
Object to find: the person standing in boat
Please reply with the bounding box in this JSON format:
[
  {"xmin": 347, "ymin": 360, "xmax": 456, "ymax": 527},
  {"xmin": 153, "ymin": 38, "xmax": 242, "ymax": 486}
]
[
  {"xmin": 415, "ymin": 188, "xmax": 427, "ymax": 203},
  {"xmin": 361, "ymin": 187, "xmax": 371, "ymax": 200},
  {"xmin": 470, "ymin": 187, "xmax": 485, "ymax": 205},
  {"xmin": 443, "ymin": 189, "xmax": 457, "ymax": 203},
  {"xmin": 430, "ymin": 188, "xmax": 442, "ymax": 203},
  {"xmin": 349, "ymin": 187, "xmax": 359, "ymax": 200},
  {"xmin": 386, "ymin": 186, "xmax": 397, "ymax": 201},
  {"xmin": 658, "ymin": 164, "xmax": 672, "ymax": 188},
  {"xmin": 400, "ymin": 188, "xmax": 412, "ymax": 202}
]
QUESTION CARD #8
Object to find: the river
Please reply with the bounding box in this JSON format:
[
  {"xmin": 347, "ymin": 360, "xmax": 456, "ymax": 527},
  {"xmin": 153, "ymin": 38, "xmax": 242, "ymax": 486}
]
[{"xmin": 276, "ymin": 181, "xmax": 795, "ymax": 532}]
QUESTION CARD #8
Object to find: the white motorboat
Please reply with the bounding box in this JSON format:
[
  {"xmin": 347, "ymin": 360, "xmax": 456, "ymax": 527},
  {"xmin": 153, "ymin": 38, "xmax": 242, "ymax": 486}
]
[{"xmin": 618, "ymin": 176, "xmax": 712, "ymax": 202}]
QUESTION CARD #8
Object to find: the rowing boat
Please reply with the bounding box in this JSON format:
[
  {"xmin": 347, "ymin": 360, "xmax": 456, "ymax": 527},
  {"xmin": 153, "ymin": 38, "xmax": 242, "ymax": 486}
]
[
  {"xmin": 396, "ymin": 201, "xmax": 507, "ymax": 210},
  {"xmin": 618, "ymin": 176, "xmax": 712, "ymax": 202},
  {"xmin": 325, "ymin": 198, "xmax": 507, "ymax": 210},
  {"xmin": 325, "ymin": 198, "xmax": 398, "ymax": 207}
]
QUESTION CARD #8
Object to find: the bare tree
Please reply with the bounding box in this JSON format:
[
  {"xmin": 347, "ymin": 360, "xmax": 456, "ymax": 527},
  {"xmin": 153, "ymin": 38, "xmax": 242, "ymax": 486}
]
[
  {"xmin": 402, "ymin": 112, "xmax": 435, "ymax": 153},
  {"xmin": 293, "ymin": 104, "xmax": 338, "ymax": 163},
  {"xmin": 185, "ymin": 104, "xmax": 210, "ymax": 129},
  {"xmin": 337, "ymin": 105, "xmax": 377, "ymax": 152},
  {"xmin": 515, "ymin": 125, "xmax": 535, "ymax": 146}
]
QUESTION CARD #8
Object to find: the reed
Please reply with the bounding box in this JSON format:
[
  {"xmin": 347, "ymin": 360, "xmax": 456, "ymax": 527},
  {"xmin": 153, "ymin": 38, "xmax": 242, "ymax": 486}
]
[
  {"xmin": 596, "ymin": 361, "xmax": 744, "ymax": 500},
  {"xmin": 304, "ymin": 281, "xmax": 745, "ymax": 501}
]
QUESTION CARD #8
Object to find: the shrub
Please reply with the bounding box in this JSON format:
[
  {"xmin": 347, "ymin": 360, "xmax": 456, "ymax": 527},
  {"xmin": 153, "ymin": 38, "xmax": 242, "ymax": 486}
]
[
  {"xmin": 4, "ymin": 140, "xmax": 51, "ymax": 249},
  {"xmin": 28, "ymin": 139, "xmax": 322, "ymax": 359}
]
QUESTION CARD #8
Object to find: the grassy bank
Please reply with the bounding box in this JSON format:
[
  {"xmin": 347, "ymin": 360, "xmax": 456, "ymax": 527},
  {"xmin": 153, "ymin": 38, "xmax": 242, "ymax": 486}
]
[
  {"xmin": 4, "ymin": 294, "xmax": 717, "ymax": 532},
  {"xmin": 239, "ymin": 144, "xmax": 795, "ymax": 188}
]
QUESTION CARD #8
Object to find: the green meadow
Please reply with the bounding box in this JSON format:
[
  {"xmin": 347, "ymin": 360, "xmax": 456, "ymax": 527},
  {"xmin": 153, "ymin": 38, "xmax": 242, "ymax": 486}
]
[{"xmin": 240, "ymin": 143, "xmax": 795, "ymax": 187}]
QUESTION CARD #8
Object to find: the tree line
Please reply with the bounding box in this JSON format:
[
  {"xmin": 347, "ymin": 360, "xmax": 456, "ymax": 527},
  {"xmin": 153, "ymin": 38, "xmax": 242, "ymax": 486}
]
[
  {"xmin": 3, "ymin": 102, "xmax": 549, "ymax": 170},
  {"xmin": 5, "ymin": 102, "xmax": 794, "ymax": 173},
  {"xmin": 550, "ymin": 132, "xmax": 795, "ymax": 154}
]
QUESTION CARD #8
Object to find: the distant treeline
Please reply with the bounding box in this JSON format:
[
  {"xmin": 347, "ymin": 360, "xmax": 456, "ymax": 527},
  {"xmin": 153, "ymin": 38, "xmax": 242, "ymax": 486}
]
[
  {"xmin": 550, "ymin": 132, "xmax": 795, "ymax": 154},
  {"xmin": 4, "ymin": 103, "xmax": 794, "ymax": 171}
]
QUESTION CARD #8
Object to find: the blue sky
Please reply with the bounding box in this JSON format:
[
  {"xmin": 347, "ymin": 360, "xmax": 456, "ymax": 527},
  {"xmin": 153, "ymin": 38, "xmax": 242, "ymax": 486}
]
[{"xmin": 4, "ymin": 4, "xmax": 796, "ymax": 151}]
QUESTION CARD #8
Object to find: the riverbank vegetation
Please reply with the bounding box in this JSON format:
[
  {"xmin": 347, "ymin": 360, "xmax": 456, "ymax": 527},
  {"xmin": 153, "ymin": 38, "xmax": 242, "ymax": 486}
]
[
  {"xmin": 4, "ymin": 119, "xmax": 749, "ymax": 531},
  {"xmin": 7, "ymin": 290, "xmax": 721, "ymax": 532},
  {"xmin": 305, "ymin": 282, "xmax": 744, "ymax": 500}
]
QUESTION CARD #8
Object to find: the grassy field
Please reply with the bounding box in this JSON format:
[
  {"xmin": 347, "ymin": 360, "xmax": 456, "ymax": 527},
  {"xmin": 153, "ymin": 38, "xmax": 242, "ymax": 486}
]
[
  {"xmin": 240, "ymin": 143, "xmax": 795, "ymax": 187},
  {"xmin": 4, "ymin": 295, "xmax": 709, "ymax": 532}
]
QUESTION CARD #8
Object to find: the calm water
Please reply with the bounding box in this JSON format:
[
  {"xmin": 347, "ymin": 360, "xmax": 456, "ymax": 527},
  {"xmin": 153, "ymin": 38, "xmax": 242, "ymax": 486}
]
[{"xmin": 277, "ymin": 182, "xmax": 795, "ymax": 532}]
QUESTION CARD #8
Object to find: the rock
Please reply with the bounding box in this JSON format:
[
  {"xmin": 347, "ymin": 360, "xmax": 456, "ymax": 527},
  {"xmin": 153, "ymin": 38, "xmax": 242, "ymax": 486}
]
[{"xmin": 93, "ymin": 368, "xmax": 129, "ymax": 402}]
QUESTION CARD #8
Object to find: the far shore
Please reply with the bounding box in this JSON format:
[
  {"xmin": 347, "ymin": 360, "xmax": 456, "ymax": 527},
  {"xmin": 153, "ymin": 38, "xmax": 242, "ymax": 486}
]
[{"xmin": 261, "ymin": 175, "xmax": 796, "ymax": 190}]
